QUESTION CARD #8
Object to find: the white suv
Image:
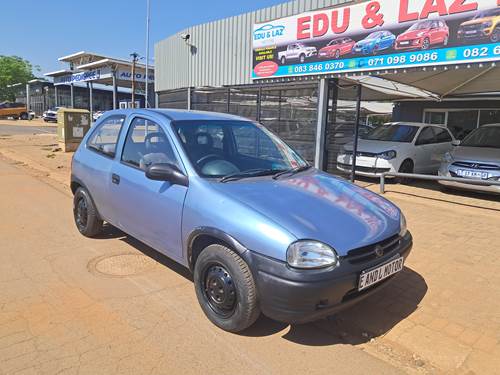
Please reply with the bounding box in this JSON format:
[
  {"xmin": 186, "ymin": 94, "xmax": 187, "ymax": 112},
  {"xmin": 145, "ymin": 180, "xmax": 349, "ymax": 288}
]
[
  {"xmin": 337, "ymin": 122, "xmax": 455, "ymax": 177},
  {"xmin": 278, "ymin": 43, "xmax": 317, "ymax": 64}
]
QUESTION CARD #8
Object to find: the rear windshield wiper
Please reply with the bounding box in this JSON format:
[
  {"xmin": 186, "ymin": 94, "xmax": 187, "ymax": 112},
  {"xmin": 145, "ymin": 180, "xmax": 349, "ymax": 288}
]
[
  {"xmin": 272, "ymin": 164, "xmax": 311, "ymax": 180},
  {"xmin": 220, "ymin": 169, "xmax": 283, "ymax": 183}
]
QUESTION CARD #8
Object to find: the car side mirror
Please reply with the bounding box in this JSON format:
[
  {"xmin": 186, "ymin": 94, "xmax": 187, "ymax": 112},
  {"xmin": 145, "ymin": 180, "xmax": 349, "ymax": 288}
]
[
  {"xmin": 451, "ymin": 140, "xmax": 461, "ymax": 146},
  {"xmin": 145, "ymin": 163, "xmax": 189, "ymax": 186}
]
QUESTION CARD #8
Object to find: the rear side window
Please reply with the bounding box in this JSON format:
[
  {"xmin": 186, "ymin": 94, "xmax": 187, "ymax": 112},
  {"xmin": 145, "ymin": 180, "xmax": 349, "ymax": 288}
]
[
  {"xmin": 87, "ymin": 115, "xmax": 125, "ymax": 157},
  {"xmin": 416, "ymin": 127, "xmax": 435, "ymax": 145},
  {"xmin": 434, "ymin": 127, "xmax": 453, "ymax": 143}
]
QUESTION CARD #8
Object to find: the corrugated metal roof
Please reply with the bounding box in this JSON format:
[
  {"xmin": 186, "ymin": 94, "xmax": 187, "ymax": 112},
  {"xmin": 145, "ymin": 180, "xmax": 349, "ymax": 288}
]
[{"xmin": 155, "ymin": 0, "xmax": 348, "ymax": 91}]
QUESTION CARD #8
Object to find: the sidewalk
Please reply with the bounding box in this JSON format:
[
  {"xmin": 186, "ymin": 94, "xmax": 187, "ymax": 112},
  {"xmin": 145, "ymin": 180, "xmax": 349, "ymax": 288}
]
[{"xmin": 0, "ymin": 131, "xmax": 499, "ymax": 374}]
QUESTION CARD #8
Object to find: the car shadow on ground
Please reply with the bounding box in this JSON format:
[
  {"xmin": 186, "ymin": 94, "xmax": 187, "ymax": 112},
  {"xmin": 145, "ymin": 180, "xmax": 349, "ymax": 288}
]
[
  {"xmin": 95, "ymin": 224, "xmax": 427, "ymax": 347},
  {"xmin": 95, "ymin": 224, "xmax": 193, "ymax": 281},
  {"xmin": 243, "ymin": 267, "xmax": 427, "ymax": 346}
]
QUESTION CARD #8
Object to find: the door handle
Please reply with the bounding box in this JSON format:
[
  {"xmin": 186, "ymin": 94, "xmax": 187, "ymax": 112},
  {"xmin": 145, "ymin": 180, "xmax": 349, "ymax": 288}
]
[{"xmin": 112, "ymin": 173, "xmax": 120, "ymax": 185}]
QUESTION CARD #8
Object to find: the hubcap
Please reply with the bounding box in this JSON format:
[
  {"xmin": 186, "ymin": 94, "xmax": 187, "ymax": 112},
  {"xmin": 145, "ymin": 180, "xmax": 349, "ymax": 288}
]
[
  {"xmin": 203, "ymin": 264, "xmax": 236, "ymax": 317},
  {"xmin": 75, "ymin": 198, "xmax": 88, "ymax": 229}
]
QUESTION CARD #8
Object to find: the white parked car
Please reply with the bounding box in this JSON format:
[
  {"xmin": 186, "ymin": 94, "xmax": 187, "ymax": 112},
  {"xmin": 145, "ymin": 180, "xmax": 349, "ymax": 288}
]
[
  {"xmin": 278, "ymin": 43, "xmax": 317, "ymax": 64},
  {"xmin": 337, "ymin": 122, "xmax": 455, "ymax": 177}
]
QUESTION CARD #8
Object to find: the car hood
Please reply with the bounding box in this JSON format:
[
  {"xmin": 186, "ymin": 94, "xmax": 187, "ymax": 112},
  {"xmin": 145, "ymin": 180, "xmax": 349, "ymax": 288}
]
[
  {"xmin": 452, "ymin": 146, "xmax": 500, "ymax": 163},
  {"xmin": 319, "ymin": 46, "xmax": 335, "ymax": 53},
  {"xmin": 398, "ymin": 30, "xmax": 429, "ymax": 40},
  {"xmin": 343, "ymin": 139, "xmax": 407, "ymax": 154},
  {"xmin": 461, "ymin": 17, "xmax": 492, "ymax": 26},
  {"xmin": 212, "ymin": 169, "xmax": 401, "ymax": 256},
  {"xmin": 356, "ymin": 39, "xmax": 376, "ymax": 47}
]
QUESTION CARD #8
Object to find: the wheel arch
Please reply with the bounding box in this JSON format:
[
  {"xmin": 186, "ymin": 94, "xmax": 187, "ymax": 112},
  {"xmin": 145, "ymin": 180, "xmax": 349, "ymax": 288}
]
[{"xmin": 187, "ymin": 227, "xmax": 247, "ymax": 272}]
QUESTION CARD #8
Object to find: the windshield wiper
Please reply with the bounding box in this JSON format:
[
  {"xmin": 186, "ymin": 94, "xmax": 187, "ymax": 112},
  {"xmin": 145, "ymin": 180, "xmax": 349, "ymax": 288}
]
[
  {"xmin": 272, "ymin": 164, "xmax": 311, "ymax": 180},
  {"xmin": 220, "ymin": 169, "xmax": 283, "ymax": 183}
]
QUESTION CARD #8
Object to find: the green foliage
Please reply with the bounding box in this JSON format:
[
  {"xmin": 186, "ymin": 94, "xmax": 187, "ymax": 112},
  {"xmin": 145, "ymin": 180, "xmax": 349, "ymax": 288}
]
[{"xmin": 0, "ymin": 56, "xmax": 38, "ymax": 102}]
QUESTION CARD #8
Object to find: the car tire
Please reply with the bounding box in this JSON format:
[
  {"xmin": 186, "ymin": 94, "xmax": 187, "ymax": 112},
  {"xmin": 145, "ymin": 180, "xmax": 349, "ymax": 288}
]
[
  {"xmin": 397, "ymin": 159, "xmax": 414, "ymax": 185},
  {"xmin": 490, "ymin": 29, "xmax": 499, "ymax": 43},
  {"xmin": 422, "ymin": 38, "xmax": 430, "ymax": 50},
  {"xmin": 334, "ymin": 50, "xmax": 340, "ymax": 59},
  {"xmin": 280, "ymin": 56, "xmax": 286, "ymax": 65},
  {"xmin": 299, "ymin": 54, "xmax": 305, "ymax": 63},
  {"xmin": 20, "ymin": 112, "xmax": 28, "ymax": 120},
  {"xmin": 194, "ymin": 244, "xmax": 260, "ymax": 333},
  {"xmin": 443, "ymin": 36, "xmax": 449, "ymax": 46},
  {"xmin": 73, "ymin": 187, "xmax": 103, "ymax": 237}
]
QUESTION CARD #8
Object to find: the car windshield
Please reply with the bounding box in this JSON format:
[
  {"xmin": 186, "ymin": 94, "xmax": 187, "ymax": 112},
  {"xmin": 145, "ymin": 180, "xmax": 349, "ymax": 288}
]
[
  {"xmin": 409, "ymin": 21, "xmax": 432, "ymax": 30},
  {"xmin": 366, "ymin": 32, "xmax": 382, "ymax": 39},
  {"xmin": 327, "ymin": 39, "xmax": 340, "ymax": 46},
  {"xmin": 460, "ymin": 126, "xmax": 500, "ymax": 148},
  {"xmin": 172, "ymin": 120, "xmax": 308, "ymax": 178},
  {"xmin": 361, "ymin": 124, "xmax": 419, "ymax": 142}
]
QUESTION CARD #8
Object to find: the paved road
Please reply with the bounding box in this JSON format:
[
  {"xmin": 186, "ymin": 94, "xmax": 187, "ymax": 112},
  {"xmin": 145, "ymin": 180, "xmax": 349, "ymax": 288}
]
[
  {"xmin": 0, "ymin": 156, "xmax": 402, "ymax": 375},
  {"xmin": 0, "ymin": 123, "xmax": 56, "ymax": 135}
]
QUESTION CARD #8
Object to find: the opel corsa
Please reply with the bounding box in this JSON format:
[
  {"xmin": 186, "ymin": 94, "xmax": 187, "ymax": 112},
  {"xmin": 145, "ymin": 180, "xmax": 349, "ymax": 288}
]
[{"xmin": 71, "ymin": 109, "xmax": 413, "ymax": 332}]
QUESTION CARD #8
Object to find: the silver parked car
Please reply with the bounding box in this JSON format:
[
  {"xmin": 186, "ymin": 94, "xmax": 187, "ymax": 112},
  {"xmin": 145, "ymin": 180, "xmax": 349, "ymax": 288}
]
[{"xmin": 439, "ymin": 124, "xmax": 500, "ymax": 194}]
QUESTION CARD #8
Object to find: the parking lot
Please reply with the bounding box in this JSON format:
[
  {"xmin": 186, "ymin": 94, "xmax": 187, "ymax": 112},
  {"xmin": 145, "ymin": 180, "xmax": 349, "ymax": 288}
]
[{"xmin": 0, "ymin": 127, "xmax": 498, "ymax": 374}]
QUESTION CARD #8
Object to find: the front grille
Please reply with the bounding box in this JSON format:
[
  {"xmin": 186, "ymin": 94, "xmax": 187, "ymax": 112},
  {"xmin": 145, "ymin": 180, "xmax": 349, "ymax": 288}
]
[
  {"xmin": 344, "ymin": 151, "xmax": 378, "ymax": 158},
  {"xmin": 460, "ymin": 24, "xmax": 482, "ymax": 32},
  {"xmin": 452, "ymin": 161, "xmax": 500, "ymax": 170},
  {"xmin": 338, "ymin": 163, "xmax": 391, "ymax": 174},
  {"xmin": 346, "ymin": 234, "xmax": 400, "ymax": 265}
]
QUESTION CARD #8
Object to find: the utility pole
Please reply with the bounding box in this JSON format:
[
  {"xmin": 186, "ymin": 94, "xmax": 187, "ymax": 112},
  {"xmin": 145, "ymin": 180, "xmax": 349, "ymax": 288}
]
[
  {"xmin": 130, "ymin": 52, "xmax": 139, "ymax": 108},
  {"xmin": 145, "ymin": 0, "xmax": 151, "ymax": 108}
]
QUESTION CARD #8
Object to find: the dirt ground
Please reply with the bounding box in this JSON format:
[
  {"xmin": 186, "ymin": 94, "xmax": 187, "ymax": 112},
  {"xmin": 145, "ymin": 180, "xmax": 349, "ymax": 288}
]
[{"xmin": 0, "ymin": 127, "xmax": 499, "ymax": 374}]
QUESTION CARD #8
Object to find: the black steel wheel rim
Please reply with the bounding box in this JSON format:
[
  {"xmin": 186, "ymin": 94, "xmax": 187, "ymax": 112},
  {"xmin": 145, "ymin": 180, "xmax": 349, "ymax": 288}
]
[
  {"xmin": 75, "ymin": 197, "xmax": 88, "ymax": 229},
  {"xmin": 202, "ymin": 263, "xmax": 237, "ymax": 318}
]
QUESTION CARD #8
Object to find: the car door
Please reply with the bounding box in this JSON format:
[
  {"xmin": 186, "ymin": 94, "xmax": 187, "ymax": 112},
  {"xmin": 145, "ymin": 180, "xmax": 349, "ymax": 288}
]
[
  {"xmin": 81, "ymin": 114, "xmax": 126, "ymax": 222},
  {"xmin": 430, "ymin": 126, "xmax": 454, "ymax": 169},
  {"xmin": 287, "ymin": 44, "xmax": 297, "ymax": 59},
  {"xmin": 109, "ymin": 115, "xmax": 187, "ymax": 260},
  {"xmin": 413, "ymin": 126, "xmax": 437, "ymax": 173}
]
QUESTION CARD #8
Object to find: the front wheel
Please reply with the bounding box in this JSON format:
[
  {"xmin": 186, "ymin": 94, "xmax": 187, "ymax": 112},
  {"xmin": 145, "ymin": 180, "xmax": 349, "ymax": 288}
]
[
  {"xmin": 421, "ymin": 38, "xmax": 430, "ymax": 50},
  {"xmin": 280, "ymin": 56, "xmax": 286, "ymax": 65},
  {"xmin": 299, "ymin": 54, "xmax": 305, "ymax": 63},
  {"xmin": 490, "ymin": 29, "xmax": 499, "ymax": 43},
  {"xmin": 73, "ymin": 187, "xmax": 103, "ymax": 237},
  {"xmin": 194, "ymin": 244, "xmax": 260, "ymax": 333},
  {"xmin": 397, "ymin": 159, "xmax": 414, "ymax": 185}
]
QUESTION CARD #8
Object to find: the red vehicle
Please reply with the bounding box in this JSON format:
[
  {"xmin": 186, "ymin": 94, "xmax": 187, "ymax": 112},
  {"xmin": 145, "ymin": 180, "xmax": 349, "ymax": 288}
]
[
  {"xmin": 396, "ymin": 20, "xmax": 449, "ymax": 50},
  {"xmin": 318, "ymin": 37, "xmax": 355, "ymax": 59}
]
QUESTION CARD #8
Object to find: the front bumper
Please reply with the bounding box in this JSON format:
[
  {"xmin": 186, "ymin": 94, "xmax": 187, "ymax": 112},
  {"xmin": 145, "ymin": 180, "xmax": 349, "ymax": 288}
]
[
  {"xmin": 438, "ymin": 168, "xmax": 500, "ymax": 194},
  {"xmin": 243, "ymin": 232, "xmax": 413, "ymax": 324},
  {"xmin": 395, "ymin": 39, "xmax": 421, "ymax": 50},
  {"xmin": 336, "ymin": 153, "xmax": 394, "ymax": 177}
]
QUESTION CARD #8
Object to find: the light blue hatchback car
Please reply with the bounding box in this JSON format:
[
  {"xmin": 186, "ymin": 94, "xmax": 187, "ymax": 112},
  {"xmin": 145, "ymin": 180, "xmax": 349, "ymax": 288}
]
[{"xmin": 71, "ymin": 109, "xmax": 412, "ymax": 332}]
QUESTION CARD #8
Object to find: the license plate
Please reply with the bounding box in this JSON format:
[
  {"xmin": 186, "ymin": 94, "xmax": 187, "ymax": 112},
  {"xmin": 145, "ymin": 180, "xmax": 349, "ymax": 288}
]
[
  {"xmin": 358, "ymin": 256, "xmax": 404, "ymax": 291},
  {"xmin": 465, "ymin": 30, "xmax": 477, "ymax": 35},
  {"xmin": 456, "ymin": 169, "xmax": 489, "ymax": 179},
  {"xmin": 399, "ymin": 41, "xmax": 410, "ymax": 45}
]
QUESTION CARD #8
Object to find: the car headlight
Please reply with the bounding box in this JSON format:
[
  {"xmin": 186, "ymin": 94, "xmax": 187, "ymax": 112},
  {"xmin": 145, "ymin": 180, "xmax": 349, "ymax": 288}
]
[
  {"xmin": 483, "ymin": 21, "xmax": 493, "ymax": 28},
  {"xmin": 378, "ymin": 150, "xmax": 397, "ymax": 160},
  {"xmin": 399, "ymin": 212, "xmax": 408, "ymax": 237},
  {"xmin": 287, "ymin": 241, "xmax": 339, "ymax": 269}
]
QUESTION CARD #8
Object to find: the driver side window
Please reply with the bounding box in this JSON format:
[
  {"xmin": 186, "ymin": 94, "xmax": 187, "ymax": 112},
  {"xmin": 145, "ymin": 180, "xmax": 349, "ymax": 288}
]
[{"xmin": 121, "ymin": 117, "xmax": 179, "ymax": 171}]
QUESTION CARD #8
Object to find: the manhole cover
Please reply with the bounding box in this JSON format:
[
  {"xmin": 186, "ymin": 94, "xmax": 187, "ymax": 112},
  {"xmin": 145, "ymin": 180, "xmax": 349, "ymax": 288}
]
[{"xmin": 88, "ymin": 253, "xmax": 157, "ymax": 277}]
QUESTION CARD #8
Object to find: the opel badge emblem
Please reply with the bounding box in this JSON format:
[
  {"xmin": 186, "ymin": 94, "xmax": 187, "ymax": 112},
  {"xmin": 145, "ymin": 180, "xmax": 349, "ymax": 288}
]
[{"xmin": 375, "ymin": 245, "xmax": 384, "ymax": 258}]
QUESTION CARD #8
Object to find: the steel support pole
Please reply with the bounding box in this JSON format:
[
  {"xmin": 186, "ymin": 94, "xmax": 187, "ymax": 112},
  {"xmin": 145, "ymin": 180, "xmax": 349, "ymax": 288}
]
[
  {"xmin": 314, "ymin": 78, "xmax": 329, "ymax": 170},
  {"xmin": 70, "ymin": 83, "xmax": 75, "ymax": 108},
  {"xmin": 187, "ymin": 87, "xmax": 192, "ymax": 110},
  {"xmin": 350, "ymin": 84, "xmax": 363, "ymax": 183},
  {"xmin": 54, "ymin": 85, "xmax": 58, "ymax": 107},
  {"xmin": 88, "ymin": 82, "xmax": 93, "ymax": 122},
  {"xmin": 25, "ymin": 84, "xmax": 30, "ymax": 112},
  {"xmin": 112, "ymin": 70, "xmax": 118, "ymax": 110},
  {"xmin": 256, "ymin": 86, "xmax": 262, "ymax": 122},
  {"xmin": 145, "ymin": 0, "xmax": 151, "ymax": 108}
]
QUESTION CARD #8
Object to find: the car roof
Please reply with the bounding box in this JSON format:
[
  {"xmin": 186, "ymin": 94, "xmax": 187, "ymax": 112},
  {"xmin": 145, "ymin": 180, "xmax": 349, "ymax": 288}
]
[
  {"xmin": 386, "ymin": 122, "xmax": 449, "ymax": 130},
  {"xmin": 481, "ymin": 123, "xmax": 500, "ymax": 128},
  {"xmin": 99, "ymin": 108, "xmax": 251, "ymax": 122}
]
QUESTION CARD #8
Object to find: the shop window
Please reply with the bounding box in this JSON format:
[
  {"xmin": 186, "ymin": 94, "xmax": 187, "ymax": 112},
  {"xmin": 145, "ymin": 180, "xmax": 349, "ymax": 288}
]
[
  {"xmin": 424, "ymin": 111, "xmax": 446, "ymax": 125},
  {"xmin": 447, "ymin": 110, "xmax": 478, "ymax": 140},
  {"xmin": 479, "ymin": 109, "xmax": 500, "ymax": 126}
]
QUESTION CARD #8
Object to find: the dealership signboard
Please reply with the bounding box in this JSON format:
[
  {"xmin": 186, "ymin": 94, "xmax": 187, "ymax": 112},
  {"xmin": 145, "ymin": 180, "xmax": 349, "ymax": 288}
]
[
  {"xmin": 54, "ymin": 67, "xmax": 154, "ymax": 85},
  {"xmin": 252, "ymin": 0, "xmax": 500, "ymax": 79}
]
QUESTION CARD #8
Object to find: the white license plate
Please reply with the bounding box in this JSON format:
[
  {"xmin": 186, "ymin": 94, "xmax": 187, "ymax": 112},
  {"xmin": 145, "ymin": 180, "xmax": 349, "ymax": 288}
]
[
  {"xmin": 457, "ymin": 169, "xmax": 489, "ymax": 179},
  {"xmin": 358, "ymin": 257, "xmax": 404, "ymax": 291},
  {"xmin": 465, "ymin": 30, "xmax": 477, "ymax": 35},
  {"xmin": 399, "ymin": 41, "xmax": 410, "ymax": 45}
]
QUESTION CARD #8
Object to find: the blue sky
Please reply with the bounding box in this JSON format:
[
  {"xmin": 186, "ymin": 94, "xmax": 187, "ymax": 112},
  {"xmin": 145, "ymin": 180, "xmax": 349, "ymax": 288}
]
[{"xmin": 0, "ymin": 0, "xmax": 285, "ymax": 75}]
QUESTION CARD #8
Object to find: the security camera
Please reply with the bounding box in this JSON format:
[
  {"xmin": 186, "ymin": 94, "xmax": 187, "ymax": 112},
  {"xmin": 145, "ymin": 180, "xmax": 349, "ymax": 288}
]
[{"xmin": 180, "ymin": 33, "xmax": 190, "ymax": 41}]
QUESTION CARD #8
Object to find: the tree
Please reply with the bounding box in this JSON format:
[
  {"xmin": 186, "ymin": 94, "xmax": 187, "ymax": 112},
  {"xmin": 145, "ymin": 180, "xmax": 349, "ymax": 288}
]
[{"xmin": 0, "ymin": 56, "xmax": 38, "ymax": 102}]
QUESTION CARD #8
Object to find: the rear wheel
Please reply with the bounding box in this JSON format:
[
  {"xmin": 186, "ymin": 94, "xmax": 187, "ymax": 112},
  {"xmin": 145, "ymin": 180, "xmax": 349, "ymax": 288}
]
[
  {"xmin": 397, "ymin": 159, "xmax": 414, "ymax": 185},
  {"xmin": 280, "ymin": 56, "xmax": 286, "ymax": 65},
  {"xmin": 490, "ymin": 29, "xmax": 499, "ymax": 43},
  {"xmin": 422, "ymin": 38, "xmax": 430, "ymax": 50},
  {"xmin": 299, "ymin": 54, "xmax": 305, "ymax": 63},
  {"xmin": 20, "ymin": 112, "xmax": 28, "ymax": 120},
  {"xmin": 194, "ymin": 244, "xmax": 260, "ymax": 332},
  {"xmin": 73, "ymin": 187, "xmax": 103, "ymax": 237},
  {"xmin": 334, "ymin": 50, "xmax": 340, "ymax": 59}
]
